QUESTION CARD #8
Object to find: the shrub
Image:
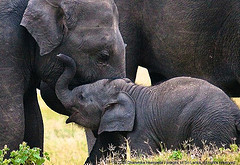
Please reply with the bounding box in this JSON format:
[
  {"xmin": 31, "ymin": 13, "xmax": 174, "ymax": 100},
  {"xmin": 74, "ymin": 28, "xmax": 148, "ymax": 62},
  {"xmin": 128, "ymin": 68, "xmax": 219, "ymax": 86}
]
[{"xmin": 0, "ymin": 142, "xmax": 50, "ymax": 165}]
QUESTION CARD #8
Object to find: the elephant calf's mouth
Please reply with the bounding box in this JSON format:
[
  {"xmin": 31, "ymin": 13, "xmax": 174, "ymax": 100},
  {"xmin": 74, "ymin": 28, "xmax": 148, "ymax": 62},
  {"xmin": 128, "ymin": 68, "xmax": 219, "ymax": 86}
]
[
  {"xmin": 66, "ymin": 106, "xmax": 89, "ymax": 124},
  {"xmin": 66, "ymin": 111, "xmax": 79, "ymax": 124}
]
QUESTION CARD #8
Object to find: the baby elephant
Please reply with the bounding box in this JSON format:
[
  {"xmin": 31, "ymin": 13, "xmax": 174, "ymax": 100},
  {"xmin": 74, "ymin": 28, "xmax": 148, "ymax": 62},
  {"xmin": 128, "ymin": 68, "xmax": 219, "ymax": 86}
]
[{"xmin": 56, "ymin": 54, "xmax": 240, "ymax": 163}]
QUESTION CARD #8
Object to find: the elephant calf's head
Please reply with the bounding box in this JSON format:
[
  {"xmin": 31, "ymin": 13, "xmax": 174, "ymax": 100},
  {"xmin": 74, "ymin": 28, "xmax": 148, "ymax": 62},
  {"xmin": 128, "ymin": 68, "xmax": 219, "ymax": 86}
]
[
  {"xmin": 21, "ymin": 0, "xmax": 125, "ymax": 87},
  {"xmin": 55, "ymin": 54, "xmax": 135, "ymax": 134}
]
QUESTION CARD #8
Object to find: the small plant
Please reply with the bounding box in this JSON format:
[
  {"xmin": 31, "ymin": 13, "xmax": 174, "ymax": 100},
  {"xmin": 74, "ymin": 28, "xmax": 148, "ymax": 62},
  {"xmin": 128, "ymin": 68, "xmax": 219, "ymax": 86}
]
[
  {"xmin": 0, "ymin": 142, "xmax": 50, "ymax": 165},
  {"xmin": 168, "ymin": 150, "xmax": 183, "ymax": 160},
  {"xmin": 230, "ymin": 144, "xmax": 238, "ymax": 152},
  {"xmin": 0, "ymin": 145, "xmax": 11, "ymax": 165}
]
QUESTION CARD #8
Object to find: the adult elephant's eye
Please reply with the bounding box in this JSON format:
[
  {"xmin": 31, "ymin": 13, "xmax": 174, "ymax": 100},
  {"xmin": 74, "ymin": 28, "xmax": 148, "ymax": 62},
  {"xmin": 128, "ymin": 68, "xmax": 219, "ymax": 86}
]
[{"xmin": 97, "ymin": 50, "xmax": 110, "ymax": 64}]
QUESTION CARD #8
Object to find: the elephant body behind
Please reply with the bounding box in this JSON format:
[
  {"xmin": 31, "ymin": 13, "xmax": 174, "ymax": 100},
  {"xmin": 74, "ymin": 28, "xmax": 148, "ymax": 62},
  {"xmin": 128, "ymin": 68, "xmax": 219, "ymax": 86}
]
[{"xmin": 115, "ymin": 0, "xmax": 240, "ymax": 96}]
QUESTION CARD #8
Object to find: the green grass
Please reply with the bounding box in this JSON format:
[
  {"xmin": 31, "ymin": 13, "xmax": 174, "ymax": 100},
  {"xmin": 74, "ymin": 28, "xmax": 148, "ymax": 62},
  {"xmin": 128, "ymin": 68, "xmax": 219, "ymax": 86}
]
[
  {"xmin": 127, "ymin": 144, "xmax": 240, "ymax": 165},
  {"xmin": 39, "ymin": 66, "xmax": 240, "ymax": 164}
]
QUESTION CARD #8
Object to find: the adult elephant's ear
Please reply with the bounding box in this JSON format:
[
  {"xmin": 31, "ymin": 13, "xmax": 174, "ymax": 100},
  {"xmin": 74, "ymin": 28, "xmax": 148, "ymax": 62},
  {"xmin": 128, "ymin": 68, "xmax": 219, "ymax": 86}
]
[
  {"xmin": 20, "ymin": 0, "xmax": 66, "ymax": 56},
  {"xmin": 98, "ymin": 92, "xmax": 136, "ymax": 135}
]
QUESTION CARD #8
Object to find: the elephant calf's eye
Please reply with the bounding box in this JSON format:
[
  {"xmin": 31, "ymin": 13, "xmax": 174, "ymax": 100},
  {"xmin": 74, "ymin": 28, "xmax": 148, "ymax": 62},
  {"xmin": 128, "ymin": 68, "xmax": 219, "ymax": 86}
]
[
  {"xmin": 104, "ymin": 103, "xmax": 117, "ymax": 111},
  {"xmin": 79, "ymin": 94, "xmax": 84, "ymax": 100}
]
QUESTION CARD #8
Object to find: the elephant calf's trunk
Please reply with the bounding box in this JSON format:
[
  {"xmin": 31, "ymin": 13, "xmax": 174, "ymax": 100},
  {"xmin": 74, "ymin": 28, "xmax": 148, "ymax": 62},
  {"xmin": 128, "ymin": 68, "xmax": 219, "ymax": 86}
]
[{"xmin": 55, "ymin": 54, "xmax": 76, "ymax": 109}]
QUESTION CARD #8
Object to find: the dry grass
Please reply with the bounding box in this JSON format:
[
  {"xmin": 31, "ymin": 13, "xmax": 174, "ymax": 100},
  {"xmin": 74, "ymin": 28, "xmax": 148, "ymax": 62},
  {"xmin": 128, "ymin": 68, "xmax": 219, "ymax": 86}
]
[
  {"xmin": 39, "ymin": 66, "xmax": 240, "ymax": 164},
  {"xmin": 98, "ymin": 142, "xmax": 240, "ymax": 165},
  {"xmin": 39, "ymin": 96, "xmax": 88, "ymax": 165},
  {"xmin": 127, "ymin": 143, "xmax": 240, "ymax": 165}
]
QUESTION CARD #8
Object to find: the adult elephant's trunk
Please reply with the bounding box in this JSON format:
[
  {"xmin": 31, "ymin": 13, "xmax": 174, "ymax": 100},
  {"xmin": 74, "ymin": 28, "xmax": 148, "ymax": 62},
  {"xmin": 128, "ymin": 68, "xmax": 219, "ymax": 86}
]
[{"xmin": 55, "ymin": 54, "xmax": 76, "ymax": 109}]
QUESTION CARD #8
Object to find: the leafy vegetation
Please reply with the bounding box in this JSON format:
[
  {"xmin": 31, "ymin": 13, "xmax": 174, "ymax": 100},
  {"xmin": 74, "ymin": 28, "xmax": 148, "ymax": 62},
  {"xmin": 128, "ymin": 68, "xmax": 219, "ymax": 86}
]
[
  {"xmin": 0, "ymin": 145, "xmax": 10, "ymax": 165},
  {"xmin": 0, "ymin": 142, "xmax": 49, "ymax": 165},
  {"xmin": 168, "ymin": 150, "xmax": 183, "ymax": 160}
]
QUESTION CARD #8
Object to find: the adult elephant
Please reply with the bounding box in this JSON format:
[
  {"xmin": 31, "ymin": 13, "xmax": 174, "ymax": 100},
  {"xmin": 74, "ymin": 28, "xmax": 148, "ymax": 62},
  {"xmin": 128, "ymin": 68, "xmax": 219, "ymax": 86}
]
[
  {"xmin": 115, "ymin": 0, "xmax": 240, "ymax": 96},
  {"xmin": 0, "ymin": 0, "xmax": 125, "ymax": 152}
]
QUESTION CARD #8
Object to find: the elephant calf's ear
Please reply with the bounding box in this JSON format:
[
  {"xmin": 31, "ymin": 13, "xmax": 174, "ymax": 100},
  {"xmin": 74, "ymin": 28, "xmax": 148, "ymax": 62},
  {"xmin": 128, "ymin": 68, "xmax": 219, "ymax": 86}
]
[
  {"xmin": 98, "ymin": 92, "xmax": 136, "ymax": 135},
  {"xmin": 20, "ymin": 0, "xmax": 65, "ymax": 56}
]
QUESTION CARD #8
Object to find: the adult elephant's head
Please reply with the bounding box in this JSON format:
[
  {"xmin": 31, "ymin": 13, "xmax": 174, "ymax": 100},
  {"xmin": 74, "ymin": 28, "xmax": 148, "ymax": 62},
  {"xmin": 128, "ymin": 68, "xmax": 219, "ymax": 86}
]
[{"xmin": 20, "ymin": 0, "xmax": 125, "ymax": 88}]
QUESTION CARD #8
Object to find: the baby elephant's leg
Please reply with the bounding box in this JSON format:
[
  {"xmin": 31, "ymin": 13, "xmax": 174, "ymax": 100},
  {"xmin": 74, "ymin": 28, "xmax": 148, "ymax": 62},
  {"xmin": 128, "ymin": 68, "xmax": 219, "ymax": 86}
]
[{"xmin": 190, "ymin": 114, "xmax": 237, "ymax": 148}]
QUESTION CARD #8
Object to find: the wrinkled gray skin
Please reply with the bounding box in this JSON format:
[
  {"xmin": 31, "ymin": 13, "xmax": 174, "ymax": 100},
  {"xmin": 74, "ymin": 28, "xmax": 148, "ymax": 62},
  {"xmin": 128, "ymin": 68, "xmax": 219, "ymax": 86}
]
[
  {"xmin": 115, "ymin": 0, "xmax": 240, "ymax": 96},
  {"xmin": 41, "ymin": 0, "xmax": 240, "ymax": 154},
  {"xmin": 56, "ymin": 55, "xmax": 240, "ymax": 164},
  {"xmin": 0, "ymin": 0, "xmax": 125, "ymax": 152}
]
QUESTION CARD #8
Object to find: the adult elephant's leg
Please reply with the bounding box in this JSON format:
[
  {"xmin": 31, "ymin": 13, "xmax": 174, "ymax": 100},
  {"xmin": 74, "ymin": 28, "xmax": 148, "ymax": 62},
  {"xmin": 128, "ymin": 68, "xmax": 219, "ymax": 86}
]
[
  {"xmin": 0, "ymin": 72, "xmax": 25, "ymax": 151},
  {"xmin": 149, "ymin": 72, "xmax": 168, "ymax": 85},
  {"xmin": 0, "ymin": 101, "xmax": 25, "ymax": 151},
  {"xmin": 23, "ymin": 87, "xmax": 43, "ymax": 150},
  {"xmin": 115, "ymin": 0, "xmax": 141, "ymax": 82},
  {"xmin": 126, "ymin": 44, "xmax": 139, "ymax": 82},
  {"xmin": 125, "ymin": 35, "xmax": 140, "ymax": 82}
]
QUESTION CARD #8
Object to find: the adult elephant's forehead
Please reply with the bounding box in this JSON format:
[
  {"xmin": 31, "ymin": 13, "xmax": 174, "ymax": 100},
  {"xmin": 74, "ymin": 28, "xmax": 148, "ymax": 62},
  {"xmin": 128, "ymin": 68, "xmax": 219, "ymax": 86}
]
[
  {"xmin": 62, "ymin": 0, "xmax": 117, "ymax": 28},
  {"xmin": 66, "ymin": 27, "xmax": 116, "ymax": 52}
]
